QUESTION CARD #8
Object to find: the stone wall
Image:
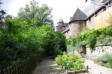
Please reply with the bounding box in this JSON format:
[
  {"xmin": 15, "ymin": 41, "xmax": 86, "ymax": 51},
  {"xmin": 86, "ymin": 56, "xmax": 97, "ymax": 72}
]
[
  {"xmin": 86, "ymin": 15, "xmax": 95, "ymax": 30},
  {"xmin": 64, "ymin": 30, "xmax": 70, "ymax": 39},
  {"xmin": 86, "ymin": 46, "xmax": 112, "ymax": 59},
  {"xmin": 64, "ymin": 21, "xmax": 86, "ymax": 39},
  {"xmin": 86, "ymin": 5, "xmax": 112, "ymax": 30}
]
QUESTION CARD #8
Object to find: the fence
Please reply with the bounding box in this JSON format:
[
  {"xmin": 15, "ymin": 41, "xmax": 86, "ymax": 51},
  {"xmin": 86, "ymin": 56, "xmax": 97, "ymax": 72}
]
[{"xmin": 0, "ymin": 54, "xmax": 44, "ymax": 74}]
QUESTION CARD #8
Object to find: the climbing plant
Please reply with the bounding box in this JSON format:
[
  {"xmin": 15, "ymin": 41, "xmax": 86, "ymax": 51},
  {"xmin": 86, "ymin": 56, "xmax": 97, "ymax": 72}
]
[{"xmin": 67, "ymin": 25, "xmax": 112, "ymax": 51}]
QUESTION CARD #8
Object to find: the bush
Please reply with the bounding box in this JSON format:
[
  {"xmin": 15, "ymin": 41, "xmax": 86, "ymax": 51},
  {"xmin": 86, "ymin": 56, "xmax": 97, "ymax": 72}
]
[
  {"xmin": 55, "ymin": 53, "xmax": 85, "ymax": 71},
  {"xmin": 105, "ymin": 61, "xmax": 112, "ymax": 68},
  {"xmin": 96, "ymin": 53, "xmax": 112, "ymax": 68},
  {"xmin": 97, "ymin": 36, "xmax": 112, "ymax": 45},
  {"xmin": 0, "ymin": 18, "xmax": 66, "ymax": 67}
]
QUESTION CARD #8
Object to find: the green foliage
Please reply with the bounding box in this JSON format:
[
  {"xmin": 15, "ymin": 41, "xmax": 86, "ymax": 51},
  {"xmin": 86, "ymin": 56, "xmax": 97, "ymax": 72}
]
[
  {"xmin": 80, "ymin": 26, "xmax": 90, "ymax": 34},
  {"xmin": 0, "ymin": 1, "xmax": 6, "ymax": 25},
  {"xmin": 18, "ymin": 0, "xmax": 53, "ymax": 27},
  {"xmin": 97, "ymin": 36, "xmax": 112, "ymax": 45},
  {"xmin": 67, "ymin": 25, "xmax": 112, "ymax": 51},
  {"xmin": 105, "ymin": 25, "xmax": 112, "ymax": 36},
  {"xmin": 96, "ymin": 53, "xmax": 112, "ymax": 68},
  {"xmin": 104, "ymin": 61, "xmax": 112, "ymax": 68},
  {"xmin": 55, "ymin": 53, "xmax": 85, "ymax": 71},
  {"xmin": 0, "ymin": 17, "xmax": 66, "ymax": 67}
]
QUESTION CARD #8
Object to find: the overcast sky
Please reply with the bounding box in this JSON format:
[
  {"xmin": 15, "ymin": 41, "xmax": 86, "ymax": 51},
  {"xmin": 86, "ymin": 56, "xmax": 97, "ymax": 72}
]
[{"xmin": 2, "ymin": 0, "xmax": 86, "ymax": 25}]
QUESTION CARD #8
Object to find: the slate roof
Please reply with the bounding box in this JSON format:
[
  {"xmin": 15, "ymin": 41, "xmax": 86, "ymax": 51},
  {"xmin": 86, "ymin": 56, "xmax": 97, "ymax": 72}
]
[
  {"xmin": 82, "ymin": 0, "xmax": 110, "ymax": 18},
  {"xmin": 70, "ymin": 8, "xmax": 87, "ymax": 23},
  {"xmin": 69, "ymin": 0, "xmax": 110, "ymax": 23}
]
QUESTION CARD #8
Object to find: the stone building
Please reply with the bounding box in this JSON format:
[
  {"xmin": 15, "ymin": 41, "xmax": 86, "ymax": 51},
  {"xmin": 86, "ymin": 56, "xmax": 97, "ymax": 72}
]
[
  {"xmin": 56, "ymin": 0, "xmax": 112, "ymax": 39},
  {"xmin": 56, "ymin": 19, "xmax": 67, "ymax": 31}
]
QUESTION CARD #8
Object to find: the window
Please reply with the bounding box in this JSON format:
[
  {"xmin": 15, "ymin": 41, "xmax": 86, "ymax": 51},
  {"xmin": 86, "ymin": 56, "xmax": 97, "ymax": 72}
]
[
  {"xmin": 103, "ymin": 7, "xmax": 106, "ymax": 11},
  {"xmin": 89, "ymin": 18, "xmax": 91, "ymax": 21}
]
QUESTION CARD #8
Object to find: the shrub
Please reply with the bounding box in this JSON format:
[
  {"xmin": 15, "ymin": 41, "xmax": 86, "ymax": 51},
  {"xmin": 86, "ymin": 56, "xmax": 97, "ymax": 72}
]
[
  {"xmin": 97, "ymin": 36, "xmax": 112, "ymax": 45},
  {"xmin": 55, "ymin": 53, "xmax": 85, "ymax": 71},
  {"xmin": 0, "ymin": 18, "xmax": 66, "ymax": 67},
  {"xmin": 105, "ymin": 61, "xmax": 112, "ymax": 68},
  {"xmin": 96, "ymin": 53, "xmax": 112, "ymax": 68}
]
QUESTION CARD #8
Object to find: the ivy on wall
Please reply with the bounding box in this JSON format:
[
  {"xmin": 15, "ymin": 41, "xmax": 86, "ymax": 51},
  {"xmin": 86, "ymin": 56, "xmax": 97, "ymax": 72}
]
[{"xmin": 67, "ymin": 25, "xmax": 112, "ymax": 51}]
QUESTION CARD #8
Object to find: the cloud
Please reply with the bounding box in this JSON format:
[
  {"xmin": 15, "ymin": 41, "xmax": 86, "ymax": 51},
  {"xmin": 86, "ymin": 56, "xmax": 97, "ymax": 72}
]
[
  {"xmin": 8, "ymin": 0, "xmax": 85, "ymax": 24},
  {"xmin": 8, "ymin": 0, "xmax": 31, "ymax": 16},
  {"xmin": 38, "ymin": 0, "xmax": 85, "ymax": 24}
]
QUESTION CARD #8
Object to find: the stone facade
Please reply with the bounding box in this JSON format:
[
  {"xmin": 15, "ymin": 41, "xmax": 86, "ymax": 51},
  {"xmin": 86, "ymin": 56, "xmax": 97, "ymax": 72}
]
[
  {"xmin": 86, "ymin": 46, "xmax": 112, "ymax": 59},
  {"xmin": 56, "ymin": 0, "xmax": 112, "ymax": 39},
  {"xmin": 86, "ymin": 2, "xmax": 112, "ymax": 30},
  {"xmin": 56, "ymin": 19, "xmax": 68, "ymax": 32},
  {"xmin": 65, "ymin": 1, "xmax": 112, "ymax": 39},
  {"xmin": 65, "ymin": 21, "xmax": 86, "ymax": 38}
]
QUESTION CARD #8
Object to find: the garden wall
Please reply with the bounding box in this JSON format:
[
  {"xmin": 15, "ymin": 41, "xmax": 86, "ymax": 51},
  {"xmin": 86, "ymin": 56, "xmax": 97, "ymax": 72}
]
[{"xmin": 86, "ymin": 45, "xmax": 112, "ymax": 59}]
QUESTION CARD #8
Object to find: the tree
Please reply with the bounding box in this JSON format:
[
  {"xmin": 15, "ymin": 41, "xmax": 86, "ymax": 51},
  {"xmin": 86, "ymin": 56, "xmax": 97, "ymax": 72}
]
[
  {"xmin": 18, "ymin": 0, "xmax": 53, "ymax": 27},
  {"xmin": 0, "ymin": 0, "xmax": 6, "ymax": 29}
]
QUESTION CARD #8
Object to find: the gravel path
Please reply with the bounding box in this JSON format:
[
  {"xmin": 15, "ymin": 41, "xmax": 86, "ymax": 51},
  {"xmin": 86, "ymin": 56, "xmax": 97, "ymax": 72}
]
[
  {"xmin": 33, "ymin": 58, "xmax": 112, "ymax": 74},
  {"xmin": 84, "ymin": 59, "xmax": 112, "ymax": 74},
  {"xmin": 33, "ymin": 58, "xmax": 66, "ymax": 74}
]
